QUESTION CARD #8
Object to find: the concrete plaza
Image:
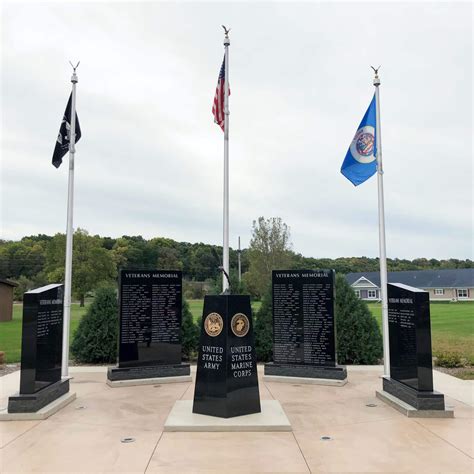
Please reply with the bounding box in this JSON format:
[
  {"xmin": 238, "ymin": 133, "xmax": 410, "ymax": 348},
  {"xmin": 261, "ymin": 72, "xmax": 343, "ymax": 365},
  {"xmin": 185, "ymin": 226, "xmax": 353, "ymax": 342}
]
[{"xmin": 1, "ymin": 366, "xmax": 473, "ymax": 473}]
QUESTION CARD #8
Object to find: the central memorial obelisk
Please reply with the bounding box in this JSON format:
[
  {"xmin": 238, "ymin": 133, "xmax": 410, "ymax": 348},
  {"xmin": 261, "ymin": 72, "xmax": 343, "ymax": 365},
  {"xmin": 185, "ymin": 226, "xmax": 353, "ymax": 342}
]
[{"xmin": 192, "ymin": 293, "xmax": 261, "ymax": 418}]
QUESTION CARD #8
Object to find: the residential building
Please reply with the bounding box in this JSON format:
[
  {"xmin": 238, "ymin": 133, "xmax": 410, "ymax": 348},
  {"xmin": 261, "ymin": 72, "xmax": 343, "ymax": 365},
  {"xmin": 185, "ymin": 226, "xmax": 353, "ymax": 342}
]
[{"xmin": 346, "ymin": 268, "xmax": 474, "ymax": 302}]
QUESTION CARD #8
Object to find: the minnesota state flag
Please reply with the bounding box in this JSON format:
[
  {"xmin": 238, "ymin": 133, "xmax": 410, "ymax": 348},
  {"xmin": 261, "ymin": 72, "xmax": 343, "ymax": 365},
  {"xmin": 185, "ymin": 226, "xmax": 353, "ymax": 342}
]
[{"xmin": 341, "ymin": 95, "xmax": 377, "ymax": 186}]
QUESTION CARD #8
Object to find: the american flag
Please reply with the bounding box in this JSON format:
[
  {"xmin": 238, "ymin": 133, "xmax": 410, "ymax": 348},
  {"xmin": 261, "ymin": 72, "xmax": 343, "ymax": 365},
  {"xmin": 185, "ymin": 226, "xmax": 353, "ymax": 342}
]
[{"xmin": 212, "ymin": 56, "xmax": 230, "ymax": 131}]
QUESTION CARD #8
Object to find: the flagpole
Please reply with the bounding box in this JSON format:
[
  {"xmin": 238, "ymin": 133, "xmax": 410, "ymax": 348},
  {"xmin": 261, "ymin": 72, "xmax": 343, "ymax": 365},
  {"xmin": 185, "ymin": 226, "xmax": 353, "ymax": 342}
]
[
  {"xmin": 222, "ymin": 27, "xmax": 230, "ymax": 293},
  {"xmin": 373, "ymin": 68, "xmax": 390, "ymax": 377},
  {"xmin": 238, "ymin": 236, "xmax": 242, "ymax": 283},
  {"xmin": 61, "ymin": 63, "xmax": 79, "ymax": 378}
]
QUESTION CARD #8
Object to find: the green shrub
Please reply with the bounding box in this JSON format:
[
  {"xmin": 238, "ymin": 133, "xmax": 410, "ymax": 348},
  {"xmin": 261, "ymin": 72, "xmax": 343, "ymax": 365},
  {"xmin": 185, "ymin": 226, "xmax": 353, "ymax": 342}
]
[
  {"xmin": 435, "ymin": 352, "xmax": 464, "ymax": 368},
  {"xmin": 335, "ymin": 274, "xmax": 383, "ymax": 364},
  {"xmin": 71, "ymin": 286, "xmax": 118, "ymax": 363},
  {"xmin": 182, "ymin": 299, "xmax": 199, "ymax": 360},
  {"xmin": 254, "ymin": 285, "xmax": 273, "ymax": 362},
  {"xmin": 71, "ymin": 289, "xmax": 200, "ymax": 363}
]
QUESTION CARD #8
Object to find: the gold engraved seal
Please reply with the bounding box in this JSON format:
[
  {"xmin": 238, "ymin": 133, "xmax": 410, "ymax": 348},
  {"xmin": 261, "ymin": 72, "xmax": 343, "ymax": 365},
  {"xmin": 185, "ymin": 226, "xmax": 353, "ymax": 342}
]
[
  {"xmin": 204, "ymin": 312, "xmax": 223, "ymax": 337},
  {"xmin": 231, "ymin": 313, "xmax": 250, "ymax": 337}
]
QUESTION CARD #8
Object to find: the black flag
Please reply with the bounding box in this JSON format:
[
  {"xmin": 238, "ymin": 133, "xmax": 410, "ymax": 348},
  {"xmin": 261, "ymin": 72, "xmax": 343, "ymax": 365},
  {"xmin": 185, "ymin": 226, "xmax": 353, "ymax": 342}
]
[{"xmin": 52, "ymin": 93, "xmax": 81, "ymax": 168}]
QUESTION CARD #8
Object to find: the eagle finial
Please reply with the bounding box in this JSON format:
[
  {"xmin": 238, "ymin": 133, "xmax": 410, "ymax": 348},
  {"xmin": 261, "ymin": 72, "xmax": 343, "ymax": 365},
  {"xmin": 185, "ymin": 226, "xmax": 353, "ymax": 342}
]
[
  {"xmin": 222, "ymin": 25, "xmax": 231, "ymax": 38},
  {"xmin": 69, "ymin": 61, "xmax": 80, "ymax": 72},
  {"xmin": 371, "ymin": 65, "xmax": 381, "ymax": 77}
]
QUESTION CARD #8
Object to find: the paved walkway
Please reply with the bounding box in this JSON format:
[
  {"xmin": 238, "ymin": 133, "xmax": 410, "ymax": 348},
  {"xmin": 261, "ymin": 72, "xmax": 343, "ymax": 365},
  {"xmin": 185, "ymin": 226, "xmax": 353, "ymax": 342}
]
[{"xmin": 1, "ymin": 366, "xmax": 473, "ymax": 473}]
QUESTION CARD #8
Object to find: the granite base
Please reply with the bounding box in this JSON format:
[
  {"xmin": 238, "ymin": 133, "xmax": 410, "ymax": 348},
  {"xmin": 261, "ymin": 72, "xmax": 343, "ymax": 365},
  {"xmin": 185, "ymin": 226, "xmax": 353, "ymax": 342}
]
[
  {"xmin": 107, "ymin": 363, "xmax": 190, "ymax": 382},
  {"xmin": 107, "ymin": 375, "xmax": 192, "ymax": 387},
  {"xmin": 7, "ymin": 378, "xmax": 70, "ymax": 413},
  {"xmin": 376, "ymin": 390, "xmax": 454, "ymax": 418},
  {"xmin": 165, "ymin": 400, "xmax": 291, "ymax": 432},
  {"xmin": 1, "ymin": 391, "xmax": 76, "ymax": 420},
  {"xmin": 382, "ymin": 376, "xmax": 446, "ymax": 410},
  {"xmin": 264, "ymin": 363, "xmax": 347, "ymax": 380},
  {"xmin": 263, "ymin": 375, "xmax": 347, "ymax": 386}
]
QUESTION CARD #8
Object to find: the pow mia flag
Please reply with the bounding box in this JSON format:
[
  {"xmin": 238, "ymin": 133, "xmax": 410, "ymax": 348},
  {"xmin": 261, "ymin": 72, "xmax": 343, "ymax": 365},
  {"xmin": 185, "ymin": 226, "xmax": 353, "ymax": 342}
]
[{"xmin": 52, "ymin": 93, "xmax": 81, "ymax": 168}]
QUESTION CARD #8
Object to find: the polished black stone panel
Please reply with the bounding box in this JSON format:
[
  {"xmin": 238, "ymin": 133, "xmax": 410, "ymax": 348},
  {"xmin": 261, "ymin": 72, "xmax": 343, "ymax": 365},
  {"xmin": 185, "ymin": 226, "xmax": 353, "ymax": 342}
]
[
  {"xmin": 115, "ymin": 270, "xmax": 183, "ymax": 373},
  {"xmin": 193, "ymin": 295, "xmax": 261, "ymax": 418},
  {"xmin": 108, "ymin": 363, "xmax": 190, "ymax": 381},
  {"xmin": 382, "ymin": 377, "xmax": 445, "ymax": 410},
  {"xmin": 8, "ymin": 379, "xmax": 69, "ymax": 413},
  {"xmin": 18, "ymin": 284, "xmax": 64, "ymax": 395},
  {"xmin": 388, "ymin": 283, "xmax": 434, "ymax": 392},
  {"xmin": 264, "ymin": 362, "xmax": 347, "ymax": 380},
  {"xmin": 265, "ymin": 270, "xmax": 345, "ymax": 380}
]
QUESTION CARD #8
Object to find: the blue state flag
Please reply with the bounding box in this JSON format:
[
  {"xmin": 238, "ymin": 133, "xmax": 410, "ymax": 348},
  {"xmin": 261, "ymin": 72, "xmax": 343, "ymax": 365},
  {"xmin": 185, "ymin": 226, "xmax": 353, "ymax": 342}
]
[{"xmin": 341, "ymin": 95, "xmax": 377, "ymax": 186}]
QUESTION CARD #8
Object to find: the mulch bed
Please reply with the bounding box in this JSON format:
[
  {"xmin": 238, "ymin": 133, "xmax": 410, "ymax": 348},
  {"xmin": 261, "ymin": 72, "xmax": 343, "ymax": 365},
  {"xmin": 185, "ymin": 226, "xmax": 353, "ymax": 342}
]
[{"xmin": 434, "ymin": 366, "xmax": 474, "ymax": 380}]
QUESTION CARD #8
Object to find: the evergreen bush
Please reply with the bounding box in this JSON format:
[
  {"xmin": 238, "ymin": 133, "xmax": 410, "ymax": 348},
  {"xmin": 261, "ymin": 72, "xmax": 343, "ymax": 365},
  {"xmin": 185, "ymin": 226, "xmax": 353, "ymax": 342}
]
[
  {"xmin": 71, "ymin": 286, "xmax": 118, "ymax": 363},
  {"xmin": 335, "ymin": 273, "xmax": 383, "ymax": 364}
]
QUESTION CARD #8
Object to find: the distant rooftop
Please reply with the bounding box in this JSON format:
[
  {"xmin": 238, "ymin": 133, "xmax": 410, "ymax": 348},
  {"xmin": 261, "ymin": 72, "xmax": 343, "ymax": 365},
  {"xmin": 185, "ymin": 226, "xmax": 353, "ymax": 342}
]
[
  {"xmin": 0, "ymin": 278, "xmax": 18, "ymax": 287},
  {"xmin": 346, "ymin": 268, "xmax": 474, "ymax": 288}
]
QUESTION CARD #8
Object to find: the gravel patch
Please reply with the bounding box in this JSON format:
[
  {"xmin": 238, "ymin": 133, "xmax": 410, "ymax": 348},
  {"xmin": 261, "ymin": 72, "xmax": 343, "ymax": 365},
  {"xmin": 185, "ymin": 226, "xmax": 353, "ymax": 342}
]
[{"xmin": 0, "ymin": 364, "xmax": 20, "ymax": 377}]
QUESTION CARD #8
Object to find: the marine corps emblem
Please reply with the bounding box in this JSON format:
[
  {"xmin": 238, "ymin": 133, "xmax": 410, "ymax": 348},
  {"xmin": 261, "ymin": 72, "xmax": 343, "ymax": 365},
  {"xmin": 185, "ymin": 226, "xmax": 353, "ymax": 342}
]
[
  {"xmin": 204, "ymin": 312, "xmax": 224, "ymax": 337},
  {"xmin": 231, "ymin": 313, "xmax": 250, "ymax": 337}
]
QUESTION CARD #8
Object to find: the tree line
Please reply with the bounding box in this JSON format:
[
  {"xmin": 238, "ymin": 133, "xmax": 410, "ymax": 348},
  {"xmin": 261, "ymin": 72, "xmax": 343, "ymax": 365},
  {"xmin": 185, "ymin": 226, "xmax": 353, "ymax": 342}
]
[{"xmin": 0, "ymin": 218, "xmax": 472, "ymax": 302}]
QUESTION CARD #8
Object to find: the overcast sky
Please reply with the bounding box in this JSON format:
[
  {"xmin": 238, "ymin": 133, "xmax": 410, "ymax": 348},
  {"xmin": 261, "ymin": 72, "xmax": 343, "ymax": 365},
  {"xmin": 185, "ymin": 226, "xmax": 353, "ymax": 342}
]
[{"xmin": 1, "ymin": 1, "xmax": 472, "ymax": 260}]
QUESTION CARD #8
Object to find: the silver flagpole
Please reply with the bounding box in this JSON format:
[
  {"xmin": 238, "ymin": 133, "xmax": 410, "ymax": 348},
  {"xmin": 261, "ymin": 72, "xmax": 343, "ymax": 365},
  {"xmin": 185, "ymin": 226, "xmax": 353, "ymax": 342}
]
[
  {"xmin": 61, "ymin": 63, "xmax": 79, "ymax": 378},
  {"xmin": 222, "ymin": 27, "xmax": 230, "ymax": 293},
  {"xmin": 373, "ymin": 67, "xmax": 390, "ymax": 377},
  {"xmin": 237, "ymin": 236, "xmax": 241, "ymax": 283}
]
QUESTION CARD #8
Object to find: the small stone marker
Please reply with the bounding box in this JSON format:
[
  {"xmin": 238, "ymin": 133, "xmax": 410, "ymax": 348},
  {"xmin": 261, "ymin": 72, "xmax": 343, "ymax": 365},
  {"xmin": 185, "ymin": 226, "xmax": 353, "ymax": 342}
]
[
  {"xmin": 193, "ymin": 294, "xmax": 261, "ymax": 418},
  {"xmin": 8, "ymin": 284, "xmax": 70, "ymax": 413},
  {"xmin": 107, "ymin": 270, "xmax": 190, "ymax": 383},
  {"xmin": 376, "ymin": 283, "xmax": 452, "ymax": 417},
  {"xmin": 264, "ymin": 270, "xmax": 347, "ymax": 383}
]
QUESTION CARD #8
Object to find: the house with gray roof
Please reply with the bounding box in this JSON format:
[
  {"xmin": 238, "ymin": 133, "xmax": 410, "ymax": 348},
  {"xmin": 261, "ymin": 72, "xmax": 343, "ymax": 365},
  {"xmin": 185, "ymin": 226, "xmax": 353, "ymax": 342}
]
[{"xmin": 346, "ymin": 268, "xmax": 474, "ymax": 302}]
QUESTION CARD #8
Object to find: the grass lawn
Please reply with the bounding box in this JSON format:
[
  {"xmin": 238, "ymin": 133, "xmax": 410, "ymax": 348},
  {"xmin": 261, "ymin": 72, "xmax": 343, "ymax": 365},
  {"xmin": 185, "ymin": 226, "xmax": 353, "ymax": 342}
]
[
  {"xmin": 2, "ymin": 299, "xmax": 471, "ymax": 366},
  {"xmin": 367, "ymin": 302, "xmax": 474, "ymax": 364},
  {"xmin": 0, "ymin": 303, "xmax": 89, "ymax": 364},
  {"xmin": 0, "ymin": 299, "xmax": 263, "ymax": 364}
]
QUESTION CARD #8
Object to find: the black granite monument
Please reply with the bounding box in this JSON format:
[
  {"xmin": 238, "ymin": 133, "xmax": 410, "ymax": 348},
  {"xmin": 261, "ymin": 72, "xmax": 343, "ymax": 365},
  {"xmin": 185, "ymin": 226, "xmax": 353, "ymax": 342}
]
[
  {"xmin": 8, "ymin": 284, "xmax": 69, "ymax": 413},
  {"xmin": 382, "ymin": 283, "xmax": 445, "ymax": 410},
  {"xmin": 107, "ymin": 270, "xmax": 190, "ymax": 381},
  {"xmin": 264, "ymin": 270, "xmax": 347, "ymax": 381},
  {"xmin": 193, "ymin": 294, "xmax": 261, "ymax": 418}
]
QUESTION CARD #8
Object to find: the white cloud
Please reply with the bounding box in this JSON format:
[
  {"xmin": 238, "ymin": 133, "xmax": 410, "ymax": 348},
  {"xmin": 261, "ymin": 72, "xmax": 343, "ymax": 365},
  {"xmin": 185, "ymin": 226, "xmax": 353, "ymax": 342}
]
[{"xmin": 1, "ymin": 1, "xmax": 472, "ymax": 260}]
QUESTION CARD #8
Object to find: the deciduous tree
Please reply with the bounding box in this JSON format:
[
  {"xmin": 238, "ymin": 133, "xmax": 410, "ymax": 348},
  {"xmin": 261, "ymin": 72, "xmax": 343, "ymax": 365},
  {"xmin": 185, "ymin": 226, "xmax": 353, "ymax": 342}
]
[{"xmin": 244, "ymin": 217, "xmax": 294, "ymax": 298}]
